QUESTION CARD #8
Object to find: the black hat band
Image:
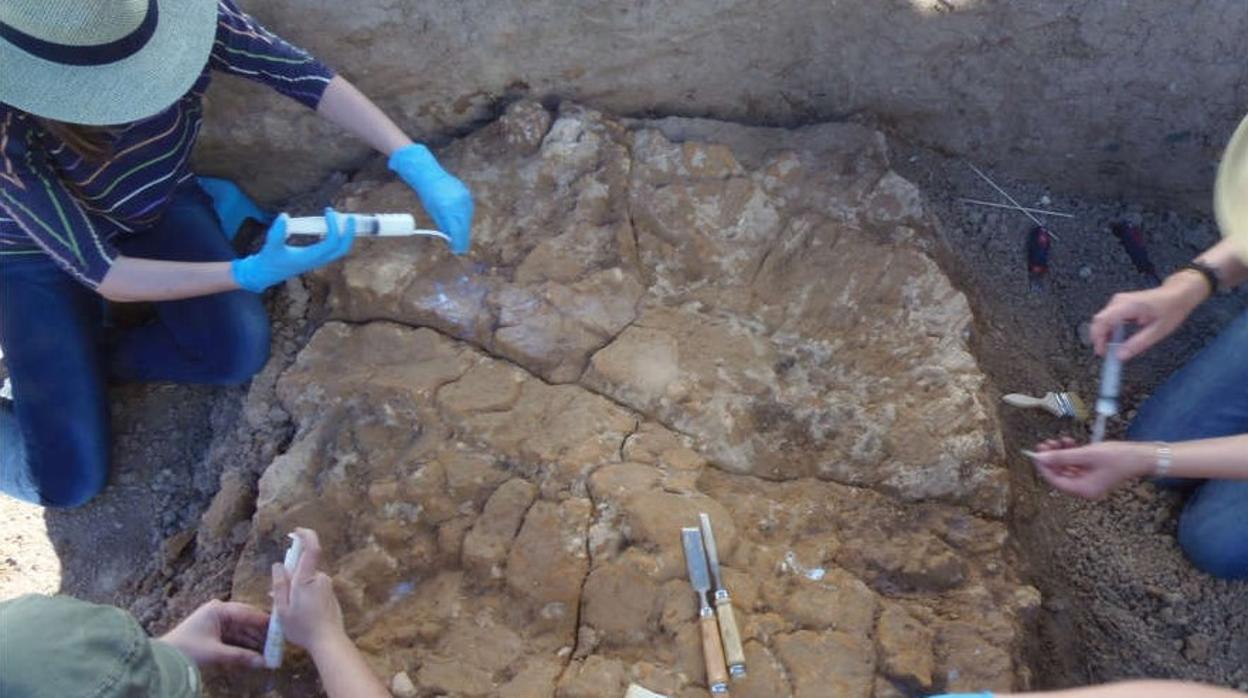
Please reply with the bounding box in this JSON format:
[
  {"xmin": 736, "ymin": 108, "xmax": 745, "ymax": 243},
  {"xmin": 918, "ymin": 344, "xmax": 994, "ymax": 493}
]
[{"xmin": 0, "ymin": 0, "xmax": 159, "ymax": 67}]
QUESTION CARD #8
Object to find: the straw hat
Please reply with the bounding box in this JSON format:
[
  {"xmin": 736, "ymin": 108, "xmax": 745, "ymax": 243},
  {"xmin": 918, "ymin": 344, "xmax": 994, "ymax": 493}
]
[
  {"xmin": 1215, "ymin": 113, "xmax": 1248, "ymax": 264},
  {"xmin": 0, "ymin": 0, "xmax": 217, "ymax": 125}
]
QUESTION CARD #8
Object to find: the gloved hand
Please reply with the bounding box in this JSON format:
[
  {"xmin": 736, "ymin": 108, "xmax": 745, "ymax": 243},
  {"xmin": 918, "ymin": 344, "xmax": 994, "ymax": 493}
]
[
  {"xmin": 198, "ymin": 176, "xmax": 273, "ymax": 242},
  {"xmin": 388, "ymin": 143, "xmax": 473, "ymax": 255},
  {"xmin": 231, "ymin": 209, "xmax": 355, "ymax": 293}
]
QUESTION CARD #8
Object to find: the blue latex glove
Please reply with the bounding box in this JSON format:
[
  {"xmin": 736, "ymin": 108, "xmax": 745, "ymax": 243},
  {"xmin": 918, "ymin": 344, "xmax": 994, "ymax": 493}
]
[
  {"xmin": 231, "ymin": 208, "xmax": 356, "ymax": 293},
  {"xmin": 388, "ymin": 143, "xmax": 473, "ymax": 255},
  {"xmin": 198, "ymin": 177, "xmax": 274, "ymax": 241}
]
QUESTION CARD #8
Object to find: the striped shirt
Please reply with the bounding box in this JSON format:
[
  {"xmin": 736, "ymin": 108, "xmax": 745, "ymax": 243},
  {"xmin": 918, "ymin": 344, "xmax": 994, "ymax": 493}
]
[{"xmin": 0, "ymin": 0, "xmax": 335, "ymax": 288}]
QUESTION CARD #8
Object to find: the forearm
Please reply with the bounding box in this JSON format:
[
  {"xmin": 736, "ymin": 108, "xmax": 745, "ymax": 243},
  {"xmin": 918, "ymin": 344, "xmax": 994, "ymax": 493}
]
[
  {"xmin": 1168, "ymin": 435, "xmax": 1248, "ymax": 479},
  {"xmin": 308, "ymin": 633, "xmax": 391, "ymax": 698},
  {"xmin": 317, "ymin": 75, "xmax": 412, "ymax": 157},
  {"xmin": 97, "ymin": 256, "xmax": 239, "ymax": 302},
  {"xmin": 1020, "ymin": 680, "xmax": 1246, "ymax": 698},
  {"xmin": 1121, "ymin": 435, "xmax": 1248, "ymax": 480}
]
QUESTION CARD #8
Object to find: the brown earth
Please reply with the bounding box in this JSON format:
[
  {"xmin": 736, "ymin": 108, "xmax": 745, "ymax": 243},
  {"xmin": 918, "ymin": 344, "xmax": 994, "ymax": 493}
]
[
  {"xmin": 888, "ymin": 144, "xmax": 1248, "ymax": 691},
  {"xmin": 199, "ymin": 0, "xmax": 1248, "ymax": 213},
  {"xmin": 1, "ymin": 100, "xmax": 1244, "ymax": 696}
]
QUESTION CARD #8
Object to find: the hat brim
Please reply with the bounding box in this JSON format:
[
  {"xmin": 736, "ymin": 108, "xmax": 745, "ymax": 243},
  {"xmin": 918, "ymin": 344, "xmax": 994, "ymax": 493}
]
[
  {"xmin": 1215, "ymin": 113, "xmax": 1248, "ymax": 265},
  {"xmin": 0, "ymin": 0, "xmax": 218, "ymax": 126},
  {"xmin": 150, "ymin": 640, "xmax": 202, "ymax": 698}
]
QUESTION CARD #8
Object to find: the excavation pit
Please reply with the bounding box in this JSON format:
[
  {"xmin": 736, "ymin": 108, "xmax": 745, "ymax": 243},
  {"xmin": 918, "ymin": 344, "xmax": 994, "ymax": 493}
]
[{"xmin": 8, "ymin": 100, "xmax": 1245, "ymax": 697}]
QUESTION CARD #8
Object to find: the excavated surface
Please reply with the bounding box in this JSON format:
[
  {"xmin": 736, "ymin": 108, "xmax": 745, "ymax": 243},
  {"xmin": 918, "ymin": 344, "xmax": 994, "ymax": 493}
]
[{"xmin": 209, "ymin": 101, "xmax": 1035, "ymax": 697}]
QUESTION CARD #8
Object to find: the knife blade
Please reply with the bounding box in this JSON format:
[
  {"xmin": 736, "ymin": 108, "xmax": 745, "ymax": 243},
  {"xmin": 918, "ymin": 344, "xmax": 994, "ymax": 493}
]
[
  {"xmin": 699, "ymin": 513, "xmax": 746, "ymax": 679},
  {"xmin": 682, "ymin": 527, "xmax": 729, "ymax": 694}
]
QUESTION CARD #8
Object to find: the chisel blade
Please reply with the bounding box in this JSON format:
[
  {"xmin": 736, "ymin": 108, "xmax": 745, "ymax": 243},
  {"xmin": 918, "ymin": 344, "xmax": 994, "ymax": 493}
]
[
  {"xmin": 681, "ymin": 527, "xmax": 711, "ymax": 598},
  {"xmin": 698, "ymin": 513, "xmax": 723, "ymax": 591}
]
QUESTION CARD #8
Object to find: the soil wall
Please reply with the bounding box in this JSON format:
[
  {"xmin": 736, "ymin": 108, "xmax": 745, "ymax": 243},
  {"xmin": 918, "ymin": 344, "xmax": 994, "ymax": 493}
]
[{"xmin": 197, "ymin": 0, "xmax": 1248, "ymax": 207}]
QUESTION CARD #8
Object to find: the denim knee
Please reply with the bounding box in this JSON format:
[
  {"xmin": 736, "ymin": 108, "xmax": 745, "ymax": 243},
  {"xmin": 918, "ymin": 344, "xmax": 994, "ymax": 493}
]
[
  {"xmin": 1127, "ymin": 391, "xmax": 1193, "ymax": 443},
  {"xmin": 35, "ymin": 445, "xmax": 109, "ymax": 509},
  {"xmin": 211, "ymin": 296, "xmax": 271, "ymax": 384},
  {"xmin": 1126, "ymin": 400, "xmax": 1168, "ymax": 442},
  {"xmin": 1177, "ymin": 486, "xmax": 1248, "ymax": 580}
]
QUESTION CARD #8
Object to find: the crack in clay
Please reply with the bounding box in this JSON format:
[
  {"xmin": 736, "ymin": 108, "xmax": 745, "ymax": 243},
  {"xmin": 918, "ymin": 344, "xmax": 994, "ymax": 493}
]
[
  {"xmin": 554, "ymin": 488, "xmax": 599, "ymax": 688},
  {"xmin": 319, "ymin": 311, "xmax": 955, "ymax": 518},
  {"xmin": 331, "ymin": 315, "xmax": 704, "ymax": 449},
  {"xmin": 618, "ymin": 418, "xmax": 642, "ymax": 462}
]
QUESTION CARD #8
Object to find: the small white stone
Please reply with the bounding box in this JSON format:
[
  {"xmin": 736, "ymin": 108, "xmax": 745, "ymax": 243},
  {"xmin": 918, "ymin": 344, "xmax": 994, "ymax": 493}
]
[{"xmin": 391, "ymin": 671, "xmax": 417, "ymax": 698}]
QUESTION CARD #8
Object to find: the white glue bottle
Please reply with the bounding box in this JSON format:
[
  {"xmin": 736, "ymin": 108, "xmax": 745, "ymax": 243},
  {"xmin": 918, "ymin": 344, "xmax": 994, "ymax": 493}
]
[{"xmin": 262, "ymin": 533, "xmax": 305, "ymax": 669}]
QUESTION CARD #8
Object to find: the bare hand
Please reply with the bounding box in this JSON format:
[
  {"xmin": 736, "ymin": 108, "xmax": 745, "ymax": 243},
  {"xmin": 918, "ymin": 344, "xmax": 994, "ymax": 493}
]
[
  {"xmin": 1030, "ymin": 437, "xmax": 1153, "ymax": 499},
  {"xmin": 160, "ymin": 599, "xmax": 270, "ymax": 669},
  {"xmin": 271, "ymin": 528, "xmax": 347, "ymax": 656},
  {"xmin": 1089, "ymin": 276, "xmax": 1205, "ymax": 361}
]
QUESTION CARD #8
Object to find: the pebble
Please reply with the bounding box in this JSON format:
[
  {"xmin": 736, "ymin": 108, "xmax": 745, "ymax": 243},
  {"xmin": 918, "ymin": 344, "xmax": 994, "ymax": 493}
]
[
  {"xmin": 1076, "ymin": 321, "xmax": 1093, "ymax": 347},
  {"xmin": 1183, "ymin": 633, "xmax": 1212, "ymax": 663},
  {"xmin": 391, "ymin": 671, "xmax": 418, "ymax": 698}
]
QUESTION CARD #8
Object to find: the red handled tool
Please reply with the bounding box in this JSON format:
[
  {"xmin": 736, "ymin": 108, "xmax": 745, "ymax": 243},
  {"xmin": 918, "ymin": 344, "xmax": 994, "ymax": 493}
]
[
  {"xmin": 1026, "ymin": 225, "xmax": 1052, "ymax": 285},
  {"xmin": 1110, "ymin": 222, "xmax": 1161, "ymax": 285}
]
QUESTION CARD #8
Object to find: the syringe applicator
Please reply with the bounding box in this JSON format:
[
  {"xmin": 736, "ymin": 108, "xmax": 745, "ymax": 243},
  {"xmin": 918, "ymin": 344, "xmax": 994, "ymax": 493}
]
[
  {"xmin": 262, "ymin": 533, "xmax": 305, "ymax": 669},
  {"xmin": 1091, "ymin": 324, "xmax": 1127, "ymax": 443},
  {"xmin": 284, "ymin": 212, "xmax": 450, "ymax": 243}
]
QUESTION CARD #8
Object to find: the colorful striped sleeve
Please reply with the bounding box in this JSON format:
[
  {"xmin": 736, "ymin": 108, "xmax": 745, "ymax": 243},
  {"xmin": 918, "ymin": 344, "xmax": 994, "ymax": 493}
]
[
  {"xmin": 0, "ymin": 110, "xmax": 119, "ymax": 288},
  {"xmin": 209, "ymin": 0, "xmax": 337, "ymax": 109}
]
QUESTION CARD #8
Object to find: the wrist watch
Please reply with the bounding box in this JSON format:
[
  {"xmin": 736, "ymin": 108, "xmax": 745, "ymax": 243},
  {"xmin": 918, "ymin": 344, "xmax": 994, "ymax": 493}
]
[{"xmin": 1177, "ymin": 260, "xmax": 1220, "ymax": 297}]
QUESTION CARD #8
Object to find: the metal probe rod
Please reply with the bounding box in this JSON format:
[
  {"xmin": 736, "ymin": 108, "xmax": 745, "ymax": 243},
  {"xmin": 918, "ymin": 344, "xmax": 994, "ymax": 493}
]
[
  {"xmin": 968, "ymin": 163, "xmax": 1061, "ymax": 240},
  {"xmin": 958, "ymin": 198, "xmax": 1075, "ymax": 219}
]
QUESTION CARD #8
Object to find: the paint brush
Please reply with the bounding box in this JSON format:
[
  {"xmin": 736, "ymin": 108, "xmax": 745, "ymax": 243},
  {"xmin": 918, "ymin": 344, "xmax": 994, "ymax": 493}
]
[
  {"xmin": 1002, "ymin": 391, "xmax": 1088, "ymax": 421},
  {"xmin": 681, "ymin": 527, "xmax": 729, "ymax": 694}
]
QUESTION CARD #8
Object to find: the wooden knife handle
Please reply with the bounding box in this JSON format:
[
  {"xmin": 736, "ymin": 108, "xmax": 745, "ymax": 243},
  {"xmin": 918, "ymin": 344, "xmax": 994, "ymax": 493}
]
[
  {"xmin": 699, "ymin": 610, "xmax": 730, "ymax": 693},
  {"xmin": 715, "ymin": 595, "xmax": 747, "ymax": 678}
]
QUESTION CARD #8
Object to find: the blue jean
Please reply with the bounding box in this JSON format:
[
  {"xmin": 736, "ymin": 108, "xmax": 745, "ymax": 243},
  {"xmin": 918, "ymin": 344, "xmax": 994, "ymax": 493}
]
[
  {"xmin": 0, "ymin": 185, "xmax": 269, "ymax": 508},
  {"xmin": 1128, "ymin": 308, "xmax": 1248, "ymax": 579}
]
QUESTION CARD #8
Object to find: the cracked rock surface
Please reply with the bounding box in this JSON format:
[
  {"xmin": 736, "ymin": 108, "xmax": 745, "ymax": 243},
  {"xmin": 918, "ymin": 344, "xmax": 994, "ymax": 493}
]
[{"xmin": 225, "ymin": 101, "xmax": 1036, "ymax": 697}]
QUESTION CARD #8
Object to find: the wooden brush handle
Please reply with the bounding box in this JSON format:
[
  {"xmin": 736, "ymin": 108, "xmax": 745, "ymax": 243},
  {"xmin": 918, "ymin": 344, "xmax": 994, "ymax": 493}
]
[
  {"xmin": 700, "ymin": 611, "xmax": 730, "ymax": 692},
  {"xmin": 1002, "ymin": 393, "xmax": 1044, "ymax": 408},
  {"xmin": 715, "ymin": 595, "xmax": 746, "ymax": 678},
  {"xmin": 1003, "ymin": 392, "xmax": 1064, "ymax": 417}
]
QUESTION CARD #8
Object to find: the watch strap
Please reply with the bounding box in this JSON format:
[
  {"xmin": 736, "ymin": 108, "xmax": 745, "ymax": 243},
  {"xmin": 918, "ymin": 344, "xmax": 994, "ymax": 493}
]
[{"xmin": 1177, "ymin": 260, "xmax": 1220, "ymax": 297}]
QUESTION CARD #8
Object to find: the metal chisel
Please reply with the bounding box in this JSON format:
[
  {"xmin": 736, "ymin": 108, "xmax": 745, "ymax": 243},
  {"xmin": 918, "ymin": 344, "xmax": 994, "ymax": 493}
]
[
  {"xmin": 682, "ymin": 527, "xmax": 729, "ymax": 694},
  {"xmin": 699, "ymin": 513, "xmax": 746, "ymax": 679}
]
